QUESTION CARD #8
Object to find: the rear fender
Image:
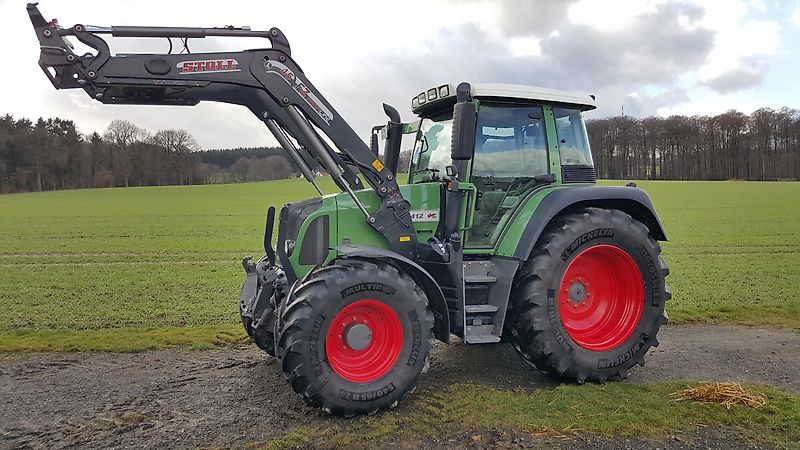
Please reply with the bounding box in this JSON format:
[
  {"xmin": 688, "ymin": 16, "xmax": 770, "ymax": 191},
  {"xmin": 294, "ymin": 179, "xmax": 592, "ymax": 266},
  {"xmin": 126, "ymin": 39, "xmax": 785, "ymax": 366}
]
[
  {"xmin": 336, "ymin": 245, "xmax": 450, "ymax": 344},
  {"xmin": 514, "ymin": 186, "xmax": 668, "ymax": 261}
]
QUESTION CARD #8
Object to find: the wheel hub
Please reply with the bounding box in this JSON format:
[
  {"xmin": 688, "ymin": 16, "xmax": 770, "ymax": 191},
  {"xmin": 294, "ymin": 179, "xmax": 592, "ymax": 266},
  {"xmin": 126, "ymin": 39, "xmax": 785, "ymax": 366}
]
[
  {"xmin": 567, "ymin": 280, "xmax": 588, "ymax": 304},
  {"xmin": 344, "ymin": 323, "xmax": 372, "ymax": 351},
  {"xmin": 325, "ymin": 299, "xmax": 403, "ymax": 383}
]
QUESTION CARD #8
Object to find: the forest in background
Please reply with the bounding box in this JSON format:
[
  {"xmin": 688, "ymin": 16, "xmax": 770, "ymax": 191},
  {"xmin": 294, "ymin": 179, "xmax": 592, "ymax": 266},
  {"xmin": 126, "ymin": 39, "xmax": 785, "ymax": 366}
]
[
  {"xmin": 586, "ymin": 107, "xmax": 800, "ymax": 181},
  {"xmin": 0, "ymin": 116, "xmax": 296, "ymax": 193},
  {"xmin": 2, "ymin": 106, "xmax": 799, "ymax": 193}
]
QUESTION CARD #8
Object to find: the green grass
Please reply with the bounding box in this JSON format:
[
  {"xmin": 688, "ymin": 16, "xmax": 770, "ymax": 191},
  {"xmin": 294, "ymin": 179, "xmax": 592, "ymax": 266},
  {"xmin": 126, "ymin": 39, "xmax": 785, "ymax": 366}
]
[
  {"xmin": 0, "ymin": 179, "xmax": 335, "ymax": 350},
  {"xmin": 0, "ymin": 325, "xmax": 244, "ymax": 351},
  {"xmin": 605, "ymin": 181, "xmax": 800, "ymax": 326},
  {"xmin": 0, "ymin": 179, "xmax": 798, "ymax": 351},
  {"xmin": 257, "ymin": 381, "xmax": 800, "ymax": 449}
]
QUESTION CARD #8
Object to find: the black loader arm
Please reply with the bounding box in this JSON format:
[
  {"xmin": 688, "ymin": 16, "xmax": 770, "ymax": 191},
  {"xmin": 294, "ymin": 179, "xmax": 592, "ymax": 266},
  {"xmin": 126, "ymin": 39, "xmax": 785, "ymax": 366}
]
[{"xmin": 27, "ymin": 3, "xmax": 418, "ymax": 257}]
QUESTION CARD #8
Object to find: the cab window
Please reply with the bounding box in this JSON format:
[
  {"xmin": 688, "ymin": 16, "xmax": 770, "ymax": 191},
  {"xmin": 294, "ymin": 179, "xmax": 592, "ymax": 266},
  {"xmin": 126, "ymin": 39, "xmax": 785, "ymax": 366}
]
[
  {"xmin": 472, "ymin": 105, "xmax": 548, "ymax": 178},
  {"xmin": 554, "ymin": 107, "xmax": 593, "ymax": 166},
  {"xmin": 468, "ymin": 104, "xmax": 548, "ymax": 248}
]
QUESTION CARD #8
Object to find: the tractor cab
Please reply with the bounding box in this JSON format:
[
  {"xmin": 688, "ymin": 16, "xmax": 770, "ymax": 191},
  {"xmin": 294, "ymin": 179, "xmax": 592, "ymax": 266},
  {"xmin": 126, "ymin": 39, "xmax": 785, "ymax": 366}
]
[{"xmin": 407, "ymin": 83, "xmax": 598, "ymax": 249}]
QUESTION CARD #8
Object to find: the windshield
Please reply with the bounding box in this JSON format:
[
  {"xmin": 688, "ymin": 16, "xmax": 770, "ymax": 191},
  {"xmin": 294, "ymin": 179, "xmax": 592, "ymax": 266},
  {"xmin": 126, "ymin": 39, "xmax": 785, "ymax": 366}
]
[{"xmin": 409, "ymin": 114, "xmax": 453, "ymax": 183}]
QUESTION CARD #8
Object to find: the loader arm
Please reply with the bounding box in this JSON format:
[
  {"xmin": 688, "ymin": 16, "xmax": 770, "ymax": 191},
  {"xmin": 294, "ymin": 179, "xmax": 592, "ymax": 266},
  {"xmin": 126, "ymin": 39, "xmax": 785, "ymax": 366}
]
[{"xmin": 27, "ymin": 3, "xmax": 418, "ymax": 257}]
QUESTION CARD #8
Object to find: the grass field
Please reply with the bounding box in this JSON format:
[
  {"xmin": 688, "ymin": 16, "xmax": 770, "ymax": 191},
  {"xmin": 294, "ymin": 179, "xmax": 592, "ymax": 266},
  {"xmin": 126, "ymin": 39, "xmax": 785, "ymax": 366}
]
[
  {"xmin": 0, "ymin": 179, "xmax": 798, "ymax": 351},
  {"xmin": 263, "ymin": 382, "xmax": 800, "ymax": 449}
]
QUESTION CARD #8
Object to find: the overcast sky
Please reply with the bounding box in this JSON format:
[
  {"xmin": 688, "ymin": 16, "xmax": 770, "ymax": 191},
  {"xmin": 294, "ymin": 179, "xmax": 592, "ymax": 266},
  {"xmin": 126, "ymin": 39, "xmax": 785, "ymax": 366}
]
[{"xmin": 1, "ymin": 0, "xmax": 799, "ymax": 149}]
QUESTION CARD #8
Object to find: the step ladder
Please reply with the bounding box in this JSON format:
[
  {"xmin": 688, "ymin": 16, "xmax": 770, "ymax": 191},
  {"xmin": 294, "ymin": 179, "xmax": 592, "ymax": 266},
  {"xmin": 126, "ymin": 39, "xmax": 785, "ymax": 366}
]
[{"xmin": 463, "ymin": 262, "xmax": 502, "ymax": 344}]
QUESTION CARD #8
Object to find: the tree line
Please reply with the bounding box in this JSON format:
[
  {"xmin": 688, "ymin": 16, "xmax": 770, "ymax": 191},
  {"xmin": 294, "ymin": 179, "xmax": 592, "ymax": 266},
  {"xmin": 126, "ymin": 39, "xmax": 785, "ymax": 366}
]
[
  {"xmin": 3, "ymin": 106, "xmax": 799, "ymax": 193},
  {"xmin": 586, "ymin": 107, "xmax": 800, "ymax": 181},
  {"xmin": 0, "ymin": 115, "xmax": 297, "ymax": 193}
]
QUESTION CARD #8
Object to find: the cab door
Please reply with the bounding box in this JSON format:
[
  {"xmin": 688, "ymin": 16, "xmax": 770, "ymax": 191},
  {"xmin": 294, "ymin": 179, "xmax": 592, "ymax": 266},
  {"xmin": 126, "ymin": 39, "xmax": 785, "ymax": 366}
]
[{"xmin": 465, "ymin": 103, "xmax": 551, "ymax": 249}]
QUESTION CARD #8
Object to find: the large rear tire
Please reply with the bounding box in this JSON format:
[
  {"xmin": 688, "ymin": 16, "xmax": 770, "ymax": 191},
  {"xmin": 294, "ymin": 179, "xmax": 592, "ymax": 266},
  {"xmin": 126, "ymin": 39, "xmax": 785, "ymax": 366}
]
[
  {"xmin": 275, "ymin": 258, "xmax": 434, "ymax": 417},
  {"xmin": 509, "ymin": 207, "xmax": 670, "ymax": 383}
]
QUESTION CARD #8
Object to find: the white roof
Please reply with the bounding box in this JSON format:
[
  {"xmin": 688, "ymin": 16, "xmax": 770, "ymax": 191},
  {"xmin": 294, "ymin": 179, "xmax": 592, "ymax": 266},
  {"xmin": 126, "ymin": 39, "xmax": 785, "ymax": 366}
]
[{"xmin": 470, "ymin": 83, "xmax": 597, "ymax": 110}]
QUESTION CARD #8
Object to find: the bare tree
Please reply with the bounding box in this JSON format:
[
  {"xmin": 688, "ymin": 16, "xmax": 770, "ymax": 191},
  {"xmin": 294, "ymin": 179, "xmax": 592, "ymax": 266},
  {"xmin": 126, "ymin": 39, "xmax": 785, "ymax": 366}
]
[
  {"xmin": 152, "ymin": 129, "xmax": 199, "ymax": 185},
  {"xmin": 103, "ymin": 120, "xmax": 146, "ymax": 187}
]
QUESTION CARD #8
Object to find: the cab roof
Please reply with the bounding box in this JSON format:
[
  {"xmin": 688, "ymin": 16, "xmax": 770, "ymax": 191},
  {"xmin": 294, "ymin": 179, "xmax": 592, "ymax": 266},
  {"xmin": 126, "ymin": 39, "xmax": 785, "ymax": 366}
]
[
  {"xmin": 471, "ymin": 83, "xmax": 597, "ymax": 111},
  {"xmin": 410, "ymin": 82, "xmax": 597, "ymax": 115}
]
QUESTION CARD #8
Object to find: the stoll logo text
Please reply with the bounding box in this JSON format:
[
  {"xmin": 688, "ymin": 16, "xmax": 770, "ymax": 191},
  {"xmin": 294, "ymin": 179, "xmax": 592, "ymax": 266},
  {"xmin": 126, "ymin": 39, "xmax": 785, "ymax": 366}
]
[{"xmin": 177, "ymin": 59, "xmax": 241, "ymax": 74}]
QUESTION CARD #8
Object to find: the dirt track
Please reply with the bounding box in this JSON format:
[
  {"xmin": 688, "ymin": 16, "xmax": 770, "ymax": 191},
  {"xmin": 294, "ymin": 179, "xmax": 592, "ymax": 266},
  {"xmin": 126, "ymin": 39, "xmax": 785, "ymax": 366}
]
[{"xmin": 1, "ymin": 324, "xmax": 797, "ymax": 449}]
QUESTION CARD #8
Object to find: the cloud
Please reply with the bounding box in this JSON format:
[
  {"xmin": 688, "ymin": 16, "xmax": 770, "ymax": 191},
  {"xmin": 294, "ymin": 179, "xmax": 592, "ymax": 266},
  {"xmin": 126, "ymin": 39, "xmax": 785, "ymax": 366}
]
[
  {"xmin": 537, "ymin": 2, "xmax": 714, "ymax": 90},
  {"xmin": 793, "ymin": 8, "xmax": 800, "ymax": 26},
  {"xmin": 692, "ymin": 2, "xmax": 780, "ymax": 94},
  {"xmin": 329, "ymin": 2, "xmax": 714, "ymax": 131},
  {"xmin": 494, "ymin": 0, "xmax": 580, "ymax": 37},
  {"xmin": 699, "ymin": 62, "xmax": 763, "ymax": 93},
  {"xmin": 615, "ymin": 87, "xmax": 691, "ymax": 118}
]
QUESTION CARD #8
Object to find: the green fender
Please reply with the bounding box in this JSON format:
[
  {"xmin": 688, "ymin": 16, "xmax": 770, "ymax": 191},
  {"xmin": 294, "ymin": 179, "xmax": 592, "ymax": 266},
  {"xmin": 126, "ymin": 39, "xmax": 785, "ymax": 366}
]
[{"xmin": 512, "ymin": 185, "xmax": 668, "ymax": 262}]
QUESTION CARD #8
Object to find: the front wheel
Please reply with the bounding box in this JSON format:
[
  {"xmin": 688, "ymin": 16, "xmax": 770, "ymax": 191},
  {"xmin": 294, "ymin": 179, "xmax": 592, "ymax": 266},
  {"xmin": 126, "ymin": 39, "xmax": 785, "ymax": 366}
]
[
  {"xmin": 509, "ymin": 207, "xmax": 670, "ymax": 383},
  {"xmin": 276, "ymin": 259, "xmax": 434, "ymax": 417}
]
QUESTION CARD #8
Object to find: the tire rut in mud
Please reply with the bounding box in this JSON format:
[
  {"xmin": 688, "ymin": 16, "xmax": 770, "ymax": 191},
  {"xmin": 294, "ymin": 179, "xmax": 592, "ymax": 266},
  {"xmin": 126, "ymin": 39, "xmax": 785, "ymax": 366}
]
[{"xmin": 0, "ymin": 324, "xmax": 797, "ymax": 449}]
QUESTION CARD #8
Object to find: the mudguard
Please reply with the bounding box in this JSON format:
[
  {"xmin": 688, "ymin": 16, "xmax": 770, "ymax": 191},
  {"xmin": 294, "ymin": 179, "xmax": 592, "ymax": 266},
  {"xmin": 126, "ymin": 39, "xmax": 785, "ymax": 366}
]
[
  {"xmin": 514, "ymin": 185, "xmax": 668, "ymax": 261},
  {"xmin": 336, "ymin": 244, "xmax": 450, "ymax": 344}
]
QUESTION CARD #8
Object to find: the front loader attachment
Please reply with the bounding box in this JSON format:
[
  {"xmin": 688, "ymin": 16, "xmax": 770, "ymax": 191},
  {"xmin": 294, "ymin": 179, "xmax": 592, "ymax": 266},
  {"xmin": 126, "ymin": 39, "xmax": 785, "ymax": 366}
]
[
  {"xmin": 27, "ymin": 3, "xmax": 449, "ymax": 418},
  {"xmin": 26, "ymin": 3, "xmax": 419, "ymax": 259}
]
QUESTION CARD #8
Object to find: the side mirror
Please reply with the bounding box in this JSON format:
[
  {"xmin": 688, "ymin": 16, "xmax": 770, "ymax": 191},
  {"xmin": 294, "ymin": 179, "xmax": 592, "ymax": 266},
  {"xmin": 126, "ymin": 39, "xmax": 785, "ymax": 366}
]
[{"xmin": 450, "ymin": 101, "xmax": 476, "ymax": 161}]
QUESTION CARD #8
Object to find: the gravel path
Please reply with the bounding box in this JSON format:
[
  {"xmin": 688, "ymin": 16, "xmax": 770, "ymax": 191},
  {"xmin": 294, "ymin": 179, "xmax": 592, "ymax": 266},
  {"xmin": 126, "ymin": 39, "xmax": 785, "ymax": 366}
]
[{"xmin": 1, "ymin": 324, "xmax": 797, "ymax": 449}]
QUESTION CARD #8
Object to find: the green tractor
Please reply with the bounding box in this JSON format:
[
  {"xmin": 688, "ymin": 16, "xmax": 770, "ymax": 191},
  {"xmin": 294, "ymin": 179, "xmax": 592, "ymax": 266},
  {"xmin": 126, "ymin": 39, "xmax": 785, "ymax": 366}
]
[{"xmin": 29, "ymin": 5, "xmax": 670, "ymax": 417}]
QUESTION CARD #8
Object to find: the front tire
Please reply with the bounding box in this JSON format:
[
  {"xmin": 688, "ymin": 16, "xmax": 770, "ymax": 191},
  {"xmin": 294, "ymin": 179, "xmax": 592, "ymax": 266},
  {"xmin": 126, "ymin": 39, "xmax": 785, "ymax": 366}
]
[
  {"xmin": 275, "ymin": 258, "xmax": 434, "ymax": 417},
  {"xmin": 509, "ymin": 207, "xmax": 670, "ymax": 383}
]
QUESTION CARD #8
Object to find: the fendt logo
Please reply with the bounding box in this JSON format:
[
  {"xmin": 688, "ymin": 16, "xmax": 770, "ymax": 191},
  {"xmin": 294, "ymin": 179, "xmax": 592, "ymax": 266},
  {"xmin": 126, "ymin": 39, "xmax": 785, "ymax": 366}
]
[{"xmin": 177, "ymin": 59, "xmax": 241, "ymax": 74}]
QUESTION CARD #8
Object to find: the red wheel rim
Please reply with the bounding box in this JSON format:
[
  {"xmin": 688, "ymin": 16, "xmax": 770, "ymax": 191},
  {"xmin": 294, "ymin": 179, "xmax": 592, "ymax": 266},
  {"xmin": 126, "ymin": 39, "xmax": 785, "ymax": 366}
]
[
  {"xmin": 325, "ymin": 299, "xmax": 403, "ymax": 383},
  {"xmin": 558, "ymin": 244, "xmax": 644, "ymax": 352}
]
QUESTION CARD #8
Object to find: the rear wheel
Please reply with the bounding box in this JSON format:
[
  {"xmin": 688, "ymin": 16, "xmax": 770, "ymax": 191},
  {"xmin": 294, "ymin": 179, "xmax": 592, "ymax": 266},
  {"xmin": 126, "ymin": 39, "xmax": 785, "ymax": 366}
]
[
  {"xmin": 509, "ymin": 207, "xmax": 670, "ymax": 382},
  {"xmin": 275, "ymin": 258, "xmax": 434, "ymax": 417}
]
